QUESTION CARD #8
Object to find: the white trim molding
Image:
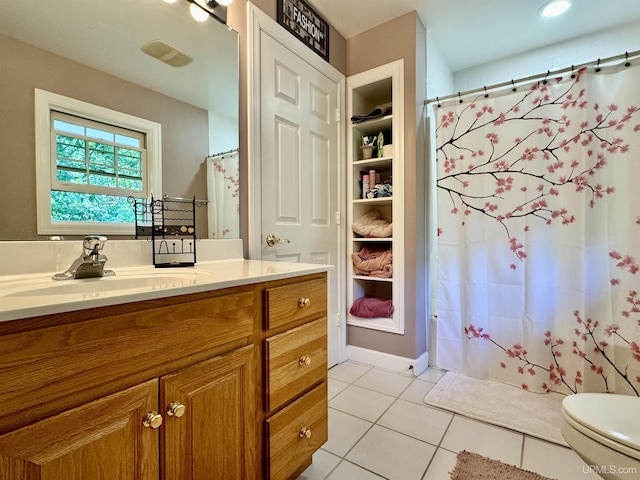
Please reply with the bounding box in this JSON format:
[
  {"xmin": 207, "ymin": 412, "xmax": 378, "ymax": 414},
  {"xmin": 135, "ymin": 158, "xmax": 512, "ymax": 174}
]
[
  {"xmin": 347, "ymin": 345, "xmax": 429, "ymax": 377},
  {"xmin": 34, "ymin": 88, "xmax": 162, "ymax": 236}
]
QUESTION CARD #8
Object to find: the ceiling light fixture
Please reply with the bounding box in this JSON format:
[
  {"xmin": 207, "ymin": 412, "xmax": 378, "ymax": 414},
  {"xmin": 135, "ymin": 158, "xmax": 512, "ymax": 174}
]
[
  {"xmin": 186, "ymin": 0, "xmax": 232, "ymax": 25},
  {"xmin": 539, "ymin": 0, "xmax": 572, "ymax": 18}
]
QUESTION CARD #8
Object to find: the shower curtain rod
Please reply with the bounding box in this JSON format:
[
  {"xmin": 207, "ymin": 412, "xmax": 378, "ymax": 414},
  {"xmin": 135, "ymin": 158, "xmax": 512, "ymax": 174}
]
[
  {"xmin": 207, "ymin": 148, "xmax": 239, "ymax": 160},
  {"xmin": 425, "ymin": 49, "xmax": 640, "ymax": 106}
]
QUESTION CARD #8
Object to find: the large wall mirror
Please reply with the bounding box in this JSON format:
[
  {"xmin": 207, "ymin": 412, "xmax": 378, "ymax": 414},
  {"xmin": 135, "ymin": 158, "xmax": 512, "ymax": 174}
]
[{"xmin": 0, "ymin": 0, "xmax": 239, "ymax": 240}]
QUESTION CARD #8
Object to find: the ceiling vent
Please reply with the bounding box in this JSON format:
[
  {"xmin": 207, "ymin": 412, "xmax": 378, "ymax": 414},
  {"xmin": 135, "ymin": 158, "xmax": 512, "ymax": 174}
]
[{"xmin": 141, "ymin": 40, "xmax": 193, "ymax": 67}]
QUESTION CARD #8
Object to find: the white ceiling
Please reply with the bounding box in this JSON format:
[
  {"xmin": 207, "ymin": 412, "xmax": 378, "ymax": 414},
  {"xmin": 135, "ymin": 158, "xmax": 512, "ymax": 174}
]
[{"xmin": 312, "ymin": 0, "xmax": 640, "ymax": 72}]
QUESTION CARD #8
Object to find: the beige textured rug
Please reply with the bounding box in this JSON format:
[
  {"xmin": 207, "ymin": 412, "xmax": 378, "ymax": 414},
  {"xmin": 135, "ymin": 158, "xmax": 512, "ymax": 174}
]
[
  {"xmin": 425, "ymin": 371, "xmax": 567, "ymax": 446},
  {"xmin": 451, "ymin": 451, "xmax": 556, "ymax": 480}
]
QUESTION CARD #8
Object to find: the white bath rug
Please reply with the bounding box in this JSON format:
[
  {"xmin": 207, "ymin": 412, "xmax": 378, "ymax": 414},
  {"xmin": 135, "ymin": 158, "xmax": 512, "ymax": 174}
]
[{"xmin": 424, "ymin": 371, "xmax": 567, "ymax": 446}]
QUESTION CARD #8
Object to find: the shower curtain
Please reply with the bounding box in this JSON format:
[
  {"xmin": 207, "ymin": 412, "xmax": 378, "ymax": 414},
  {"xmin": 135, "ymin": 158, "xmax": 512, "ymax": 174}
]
[
  {"xmin": 435, "ymin": 62, "xmax": 640, "ymax": 396},
  {"xmin": 206, "ymin": 152, "xmax": 239, "ymax": 238}
]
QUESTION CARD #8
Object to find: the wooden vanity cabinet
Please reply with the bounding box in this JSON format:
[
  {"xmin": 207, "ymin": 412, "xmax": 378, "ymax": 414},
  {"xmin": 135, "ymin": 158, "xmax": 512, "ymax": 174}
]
[
  {"xmin": 0, "ymin": 272, "xmax": 328, "ymax": 480},
  {"xmin": 262, "ymin": 276, "xmax": 329, "ymax": 480},
  {"xmin": 0, "ymin": 284, "xmax": 259, "ymax": 480}
]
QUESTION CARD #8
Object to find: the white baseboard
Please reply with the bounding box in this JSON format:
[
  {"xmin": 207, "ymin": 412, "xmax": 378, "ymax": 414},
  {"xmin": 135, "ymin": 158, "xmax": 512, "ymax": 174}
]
[{"xmin": 346, "ymin": 346, "xmax": 429, "ymax": 376}]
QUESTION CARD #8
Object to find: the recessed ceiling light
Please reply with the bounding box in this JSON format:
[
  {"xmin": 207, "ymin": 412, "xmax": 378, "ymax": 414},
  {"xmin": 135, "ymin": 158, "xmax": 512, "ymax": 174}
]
[{"xmin": 539, "ymin": 0, "xmax": 572, "ymax": 18}]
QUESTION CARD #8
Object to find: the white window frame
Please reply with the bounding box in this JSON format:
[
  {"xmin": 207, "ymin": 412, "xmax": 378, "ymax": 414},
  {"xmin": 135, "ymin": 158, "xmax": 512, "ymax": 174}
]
[{"xmin": 35, "ymin": 88, "xmax": 162, "ymax": 235}]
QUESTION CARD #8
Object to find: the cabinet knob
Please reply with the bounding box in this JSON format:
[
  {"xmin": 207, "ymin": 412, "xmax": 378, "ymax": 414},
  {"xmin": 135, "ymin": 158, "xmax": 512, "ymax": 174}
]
[
  {"xmin": 298, "ymin": 297, "xmax": 311, "ymax": 308},
  {"xmin": 298, "ymin": 355, "xmax": 312, "ymax": 367},
  {"xmin": 299, "ymin": 427, "xmax": 312, "ymax": 439},
  {"xmin": 167, "ymin": 401, "xmax": 186, "ymax": 418},
  {"xmin": 142, "ymin": 411, "xmax": 163, "ymax": 429}
]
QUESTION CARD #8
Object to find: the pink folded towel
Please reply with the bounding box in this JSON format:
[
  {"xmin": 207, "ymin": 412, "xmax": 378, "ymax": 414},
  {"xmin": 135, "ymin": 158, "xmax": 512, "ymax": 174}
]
[
  {"xmin": 350, "ymin": 296, "xmax": 394, "ymax": 319},
  {"xmin": 352, "ymin": 246, "xmax": 393, "ymax": 278}
]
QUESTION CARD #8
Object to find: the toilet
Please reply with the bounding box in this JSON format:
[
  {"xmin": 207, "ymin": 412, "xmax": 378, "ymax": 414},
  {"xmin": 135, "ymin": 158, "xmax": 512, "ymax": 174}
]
[{"xmin": 561, "ymin": 393, "xmax": 640, "ymax": 479}]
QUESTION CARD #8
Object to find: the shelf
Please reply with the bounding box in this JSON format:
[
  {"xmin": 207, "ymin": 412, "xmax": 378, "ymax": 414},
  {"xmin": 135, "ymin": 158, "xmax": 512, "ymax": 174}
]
[
  {"xmin": 352, "ymin": 197, "xmax": 392, "ymax": 205},
  {"xmin": 352, "ymin": 237, "xmax": 392, "ymax": 242},
  {"xmin": 348, "ymin": 313, "xmax": 392, "ymax": 322},
  {"xmin": 347, "ymin": 314, "xmax": 401, "ymax": 334},
  {"xmin": 353, "ymin": 156, "xmax": 392, "ymax": 167},
  {"xmin": 351, "ymin": 115, "xmax": 392, "ymax": 131},
  {"xmin": 352, "ymin": 275, "xmax": 393, "ymax": 282}
]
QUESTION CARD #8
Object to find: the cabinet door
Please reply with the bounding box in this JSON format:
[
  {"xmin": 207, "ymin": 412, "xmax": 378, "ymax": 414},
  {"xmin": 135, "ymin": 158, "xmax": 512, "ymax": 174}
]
[
  {"xmin": 0, "ymin": 380, "xmax": 159, "ymax": 480},
  {"xmin": 161, "ymin": 345, "xmax": 255, "ymax": 480}
]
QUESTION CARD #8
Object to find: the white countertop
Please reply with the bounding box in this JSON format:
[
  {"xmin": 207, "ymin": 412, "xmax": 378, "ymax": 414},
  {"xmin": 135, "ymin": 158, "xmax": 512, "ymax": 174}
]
[{"xmin": 0, "ymin": 260, "xmax": 330, "ymax": 322}]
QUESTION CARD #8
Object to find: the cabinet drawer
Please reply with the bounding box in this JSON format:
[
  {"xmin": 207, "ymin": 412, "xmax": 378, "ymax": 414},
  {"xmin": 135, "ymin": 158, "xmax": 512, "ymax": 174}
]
[
  {"xmin": 264, "ymin": 278, "xmax": 327, "ymax": 330},
  {"xmin": 266, "ymin": 383, "xmax": 328, "ymax": 480},
  {"xmin": 265, "ymin": 318, "xmax": 327, "ymax": 411}
]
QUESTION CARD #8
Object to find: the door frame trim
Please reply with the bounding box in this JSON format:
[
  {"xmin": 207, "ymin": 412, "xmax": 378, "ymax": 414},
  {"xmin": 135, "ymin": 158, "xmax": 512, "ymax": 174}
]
[{"xmin": 246, "ymin": 3, "xmax": 347, "ymax": 363}]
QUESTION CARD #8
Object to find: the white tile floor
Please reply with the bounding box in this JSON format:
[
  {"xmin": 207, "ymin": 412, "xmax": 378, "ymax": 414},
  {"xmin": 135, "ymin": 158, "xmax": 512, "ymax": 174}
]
[{"xmin": 297, "ymin": 361, "xmax": 602, "ymax": 480}]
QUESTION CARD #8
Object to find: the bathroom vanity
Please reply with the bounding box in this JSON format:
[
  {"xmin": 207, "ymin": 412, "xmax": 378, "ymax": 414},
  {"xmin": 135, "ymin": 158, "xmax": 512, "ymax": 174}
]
[{"xmin": 0, "ymin": 260, "xmax": 329, "ymax": 480}]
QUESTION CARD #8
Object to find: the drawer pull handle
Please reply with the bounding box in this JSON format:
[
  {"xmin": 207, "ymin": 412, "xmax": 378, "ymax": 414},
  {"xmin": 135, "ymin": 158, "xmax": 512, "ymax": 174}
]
[
  {"xmin": 298, "ymin": 297, "xmax": 311, "ymax": 308},
  {"xmin": 167, "ymin": 401, "xmax": 186, "ymax": 418},
  {"xmin": 142, "ymin": 411, "xmax": 163, "ymax": 429},
  {"xmin": 299, "ymin": 355, "xmax": 312, "ymax": 367},
  {"xmin": 299, "ymin": 427, "xmax": 312, "ymax": 439}
]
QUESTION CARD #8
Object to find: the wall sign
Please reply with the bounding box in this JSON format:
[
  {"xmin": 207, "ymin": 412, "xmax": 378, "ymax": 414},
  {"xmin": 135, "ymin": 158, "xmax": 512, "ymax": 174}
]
[{"xmin": 277, "ymin": 0, "xmax": 329, "ymax": 61}]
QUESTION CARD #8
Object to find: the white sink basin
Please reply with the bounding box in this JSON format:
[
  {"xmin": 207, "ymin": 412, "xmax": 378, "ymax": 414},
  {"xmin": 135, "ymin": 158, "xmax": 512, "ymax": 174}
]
[{"xmin": 2, "ymin": 270, "xmax": 209, "ymax": 298}]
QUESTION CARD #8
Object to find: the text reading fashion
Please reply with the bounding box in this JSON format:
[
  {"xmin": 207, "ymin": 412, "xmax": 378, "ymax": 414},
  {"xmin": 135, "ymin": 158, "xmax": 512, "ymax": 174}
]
[{"xmin": 292, "ymin": 6, "xmax": 324, "ymax": 43}]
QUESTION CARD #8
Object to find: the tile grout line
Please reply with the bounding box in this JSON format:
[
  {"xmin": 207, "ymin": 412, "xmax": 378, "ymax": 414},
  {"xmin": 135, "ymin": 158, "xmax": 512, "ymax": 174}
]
[
  {"xmin": 325, "ymin": 365, "xmax": 451, "ymax": 479},
  {"xmin": 420, "ymin": 413, "xmax": 457, "ymax": 479},
  {"xmin": 323, "ymin": 364, "xmax": 397, "ymax": 480}
]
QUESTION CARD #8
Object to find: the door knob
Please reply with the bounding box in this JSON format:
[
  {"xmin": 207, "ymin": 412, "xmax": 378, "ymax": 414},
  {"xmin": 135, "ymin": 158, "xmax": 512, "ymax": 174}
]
[{"xmin": 266, "ymin": 233, "xmax": 291, "ymax": 247}]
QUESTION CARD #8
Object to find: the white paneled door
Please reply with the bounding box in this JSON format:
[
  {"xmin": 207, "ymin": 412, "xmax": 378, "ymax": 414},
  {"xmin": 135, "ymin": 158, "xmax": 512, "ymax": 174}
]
[{"xmin": 250, "ymin": 8, "xmax": 343, "ymax": 367}]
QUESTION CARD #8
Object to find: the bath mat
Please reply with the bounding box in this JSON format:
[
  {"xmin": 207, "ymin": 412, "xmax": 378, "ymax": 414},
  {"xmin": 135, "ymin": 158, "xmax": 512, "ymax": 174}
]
[
  {"xmin": 425, "ymin": 371, "xmax": 567, "ymax": 446},
  {"xmin": 450, "ymin": 450, "xmax": 556, "ymax": 480}
]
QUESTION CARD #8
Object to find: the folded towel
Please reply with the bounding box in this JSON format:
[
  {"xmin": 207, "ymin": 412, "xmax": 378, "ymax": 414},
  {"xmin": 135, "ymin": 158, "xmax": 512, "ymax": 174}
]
[
  {"xmin": 350, "ymin": 296, "xmax": 394, "ymax": 319},
  {"xmin": 352, "ymin": 209, "xmax": 392, "ymax": 238},
  {"xmin": 352, "ymin": 246, "xmax": 392, "ymax": 278},
  {"xmin": 351, "ymin": 103, "xmax": 392, "ymax": 123}
]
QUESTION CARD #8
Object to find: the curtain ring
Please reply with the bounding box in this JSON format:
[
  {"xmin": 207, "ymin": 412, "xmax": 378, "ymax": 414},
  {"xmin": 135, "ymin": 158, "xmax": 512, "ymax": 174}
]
[
  {"xmin": 483, "ymin": 86, "xmax": 489, "ymax": 98},
  {"xmin": 570, "ymin": 65, "xmax": 576, "ymax": 79},
  {"xmin": 625, "ymin": 51, "xmax": 631, "ymax": 67},
  {"xmin": 542, "ymin": 70, "xmax": 550, "ymax": 85},
  {"xmin": 595, "ymin": 58, "xmax": 601, "ymax": 72},
  {"xmin": 458, "ymin": 91, "xmax": 463, "ymax": 104},
  {"xmin": 511, "ymin": 79, "xmax": 517, "ymax": 92},
  {"xmin": 436, "ymin": 96, "xmax": 441, "ymax": 108}
]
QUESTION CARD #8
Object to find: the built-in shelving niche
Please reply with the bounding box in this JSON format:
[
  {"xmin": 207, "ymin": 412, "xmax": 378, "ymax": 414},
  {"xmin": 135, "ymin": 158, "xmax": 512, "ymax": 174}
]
[{"xmin": 346, "ymin": 59, "xmax": 404, "ymax": 334}]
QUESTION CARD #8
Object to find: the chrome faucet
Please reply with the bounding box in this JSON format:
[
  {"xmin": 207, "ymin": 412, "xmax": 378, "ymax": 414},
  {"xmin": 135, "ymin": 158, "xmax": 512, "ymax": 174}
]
[{"xmin": 52, "ymin": 235, "xmax": 115, "ymax": 280}]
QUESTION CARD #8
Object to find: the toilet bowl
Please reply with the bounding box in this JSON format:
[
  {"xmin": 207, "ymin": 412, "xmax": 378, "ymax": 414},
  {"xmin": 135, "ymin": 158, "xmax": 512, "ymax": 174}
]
[{"xmin": 561, "ymin": 393, "xmax": 640, "ymax": 479}]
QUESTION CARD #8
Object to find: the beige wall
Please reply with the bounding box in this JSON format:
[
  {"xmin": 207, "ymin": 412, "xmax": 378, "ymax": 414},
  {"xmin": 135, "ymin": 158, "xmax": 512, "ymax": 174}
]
[
  {"xmin": 346, "ymin": 12, "xmax": 428, "ymax": 360},
  {"xmin": 0, "ymin": 33, "xmax": 209, "ymax": 240}
]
